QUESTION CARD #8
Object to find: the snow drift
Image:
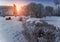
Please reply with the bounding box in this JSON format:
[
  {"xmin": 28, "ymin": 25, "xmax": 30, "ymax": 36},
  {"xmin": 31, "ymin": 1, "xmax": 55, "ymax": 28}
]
[{"xmin": 22, "ymin": 18, "xmax": 60, "ymax": 42}]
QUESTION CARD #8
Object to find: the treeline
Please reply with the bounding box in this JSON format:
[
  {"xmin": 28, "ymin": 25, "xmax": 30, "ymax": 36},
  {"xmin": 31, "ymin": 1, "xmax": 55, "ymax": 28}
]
[{"xmin": 19, "ymin": 0, "xmax": 60, "ymax": 18}]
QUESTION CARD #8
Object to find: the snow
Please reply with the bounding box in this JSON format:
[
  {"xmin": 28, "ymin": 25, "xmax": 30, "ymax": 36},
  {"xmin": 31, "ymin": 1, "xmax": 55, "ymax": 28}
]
[
  {"xmin": 23, "ymin": 17, "xmax": 57, "ymax": 42},
  {"xmin": 0, "ymin": 16, "xmax": 60, "ymax": 42},
  {"xmin": 0, "ymin": 16, "xmax": 28, "ymax": 42},
  {"xmin": 40, "ymin": 16, "xmax": 60, "ymax": 28},
  {"xmin": 23, "ymin": 16, "xmax": 60, "ymax": 42},
  {"xmin": 26, "ymin": 18, "xmax": 43, "ymax": 24}
]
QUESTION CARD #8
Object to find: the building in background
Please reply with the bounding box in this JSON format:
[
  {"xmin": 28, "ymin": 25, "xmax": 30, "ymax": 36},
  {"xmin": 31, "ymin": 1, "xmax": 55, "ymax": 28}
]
[{"xmin": 0, "ymin": 6, "xmax": 14, "ymax": 17}]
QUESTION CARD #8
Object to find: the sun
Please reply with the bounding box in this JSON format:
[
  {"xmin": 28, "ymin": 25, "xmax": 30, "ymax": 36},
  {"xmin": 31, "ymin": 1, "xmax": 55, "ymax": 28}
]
[
  {"xmin": 16, "ymin": 6, "xmax": 20, "ymax": 12},
  {"xmin": 16, "ymin": 5, "xmax": 23, "ymax": 12}
]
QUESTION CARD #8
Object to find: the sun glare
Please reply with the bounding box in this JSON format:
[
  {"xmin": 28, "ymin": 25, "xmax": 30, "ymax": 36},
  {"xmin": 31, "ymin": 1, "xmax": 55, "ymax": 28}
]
[
  {"xmin": 16, "ymin": 6, "xmax": 20, "ymax": 12},
  {"xmin": 16, "ymin": 5, "xmax": 20, "ymax": 12},
  {"xmin": 15, "ymin": 3, "xmax": 27, "ymax": 16},
  {"xmin": 16, "ymin": 4, "xmax": 24, "ymax": 12}
]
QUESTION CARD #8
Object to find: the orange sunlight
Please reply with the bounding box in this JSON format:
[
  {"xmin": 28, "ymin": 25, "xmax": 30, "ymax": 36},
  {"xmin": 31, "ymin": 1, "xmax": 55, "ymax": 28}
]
[
  {"xmin": 14, "ymin": 3, "xmax": 27, "ymax": 16},
  {"xmin": 16, "ymin": 5, "xmax": 23, "ymax": 16},
  {"xmin": 16, "ymin": 4, "xmax": 25, "ymax": 12},
  {"xmin": 16, "ymin": 6, "xmax": 20, "ymax": 12}
]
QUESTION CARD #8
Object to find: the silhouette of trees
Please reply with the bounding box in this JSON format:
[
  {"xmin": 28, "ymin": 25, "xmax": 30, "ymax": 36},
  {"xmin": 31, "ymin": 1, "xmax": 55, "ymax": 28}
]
[
  {"xmin": 20, "ymin": 3, "xmax": 44, "ymax": 18},
  {"xmin": 45, "ymin": 6, "xmax": 54, "ymax": 16},
  {"xmin": 36, "ymin": 4, "xmax": 44, "ymax": 18},
  {"xmin": 13, "ymin": 4, "xmax": 17, "ymax": 17},
  {"xmin": 54, "ymin": 0, "xmax": 60, "ymax": 16},
  {"xmin": 28, "ymin": 3, "xmax": 44, "ymax": 18},
  {"xmin": 54, "ymin": 0, "xmax": 60, "ymax": 5},
  {"xmin": 27, "ymin": 3, "xmax": 37, "ymax": 17},
  {"xmin": 19, "ymin": 2, "xmax": 60, "ymax": 17}
]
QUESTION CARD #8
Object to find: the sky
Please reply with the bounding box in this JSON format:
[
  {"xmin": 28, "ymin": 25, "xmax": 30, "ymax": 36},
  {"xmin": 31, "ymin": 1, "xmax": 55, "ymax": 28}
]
[
  {"xmin": 0, "ymin": 0, "xmax": 54, "ymax": 11},
  {"xmin": 0, "ymin": 0, "xmax": 54, "ymax": 6}
]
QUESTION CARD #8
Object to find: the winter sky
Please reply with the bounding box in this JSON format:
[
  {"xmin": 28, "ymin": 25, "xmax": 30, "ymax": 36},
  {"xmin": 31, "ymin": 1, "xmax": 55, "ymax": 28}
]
[
  {"xmin": 0, "ymin": 0, "xmax": 55, "ymax": 10},
  {"xmin": 0, "ymin": 0, "xmax": 54, "ymax": 5}
]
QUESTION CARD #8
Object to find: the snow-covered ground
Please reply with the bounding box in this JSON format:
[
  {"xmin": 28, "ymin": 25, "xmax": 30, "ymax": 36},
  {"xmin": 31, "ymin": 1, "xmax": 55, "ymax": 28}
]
[
  {"xmin": 25, "ymin": 16, "xmax": 60, "ymax": 28},
  {"xmin": 23, "ymin": 16, "xmax": 60, "ymax": 42},
  {"xmin": 0, "ymin": 16, "xmax": 28, "ymax": 42},
  {"xmin": 0, "ymin": 16, "xmax": 60, "ymax": 42},
  {"xmin": 41, "ymin": 16, "xmax": 60, "ymax": 28}
]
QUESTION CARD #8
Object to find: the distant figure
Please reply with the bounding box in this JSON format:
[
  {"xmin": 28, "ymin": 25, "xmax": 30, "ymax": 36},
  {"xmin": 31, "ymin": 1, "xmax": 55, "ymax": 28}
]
[{"xmin": 13, "ymin": 4, "xmax": 17, "ymax": 17}]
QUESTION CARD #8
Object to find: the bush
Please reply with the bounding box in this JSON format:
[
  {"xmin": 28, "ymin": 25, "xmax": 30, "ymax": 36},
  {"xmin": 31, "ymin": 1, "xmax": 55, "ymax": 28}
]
[
  {"xmin": 22, "ymin": 18, "xmax": 58, "ymax": 42},
  {"xmin": 6, "ymin": 17, "xmax": 11, "ymax": 20}
]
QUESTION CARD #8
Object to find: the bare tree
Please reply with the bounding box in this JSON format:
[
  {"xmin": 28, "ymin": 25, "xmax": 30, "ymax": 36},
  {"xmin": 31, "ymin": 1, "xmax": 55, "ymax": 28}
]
[
  {"xmin": 45, "ymin": 6, "xmax": 54, "ymax": 16},
  {"xmin": 54, "ymin": 0, "xmax": 60, "ymax": 15}
]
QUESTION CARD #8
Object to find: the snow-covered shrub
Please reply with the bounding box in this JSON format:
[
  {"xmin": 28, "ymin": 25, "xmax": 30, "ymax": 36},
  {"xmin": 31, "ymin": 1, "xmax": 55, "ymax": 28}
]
[
  {"xmin": 6, "ymin": 17, "xmax": 11, "ymax": 20},
  {"xmin": 18, "ymin": 16, "xmax": 29, "ymax": 22},
  {"xmin": 22, "ymin": 18, "xmax": 60, "ymax": 42}
]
